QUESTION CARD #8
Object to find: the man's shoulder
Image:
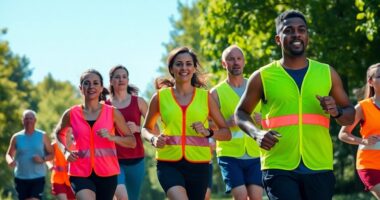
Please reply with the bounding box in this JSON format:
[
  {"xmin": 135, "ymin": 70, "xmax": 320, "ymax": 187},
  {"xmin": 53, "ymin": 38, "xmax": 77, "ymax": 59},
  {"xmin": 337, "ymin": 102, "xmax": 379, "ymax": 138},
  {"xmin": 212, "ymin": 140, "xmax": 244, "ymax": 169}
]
[
  {"xmin": 259, "ymin": 60, "xmax": 279, "ymax": 72},
  {"xmin": 211, "ymin": 79, "xmax": 227, "ymax": 90},
  {"xmin": 308, "ymin": 58, "xmax": 330, "ymax": 68}
]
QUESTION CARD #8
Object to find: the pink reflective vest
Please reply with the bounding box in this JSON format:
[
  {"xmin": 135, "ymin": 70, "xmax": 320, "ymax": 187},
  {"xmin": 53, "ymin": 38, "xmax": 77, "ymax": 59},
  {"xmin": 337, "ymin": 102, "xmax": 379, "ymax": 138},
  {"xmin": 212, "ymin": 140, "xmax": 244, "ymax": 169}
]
[{"xmin": 69, "ymin": 104, "xmax": 119, "ymax": 177}]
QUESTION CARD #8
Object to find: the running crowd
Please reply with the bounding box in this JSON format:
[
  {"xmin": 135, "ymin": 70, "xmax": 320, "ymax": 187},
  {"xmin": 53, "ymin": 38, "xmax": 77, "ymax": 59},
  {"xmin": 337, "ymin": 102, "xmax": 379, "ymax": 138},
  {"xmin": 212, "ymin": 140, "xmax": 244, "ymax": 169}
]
[{"xmin": 5, "ymin": 10, "xmax": 380, "ymax": 200}]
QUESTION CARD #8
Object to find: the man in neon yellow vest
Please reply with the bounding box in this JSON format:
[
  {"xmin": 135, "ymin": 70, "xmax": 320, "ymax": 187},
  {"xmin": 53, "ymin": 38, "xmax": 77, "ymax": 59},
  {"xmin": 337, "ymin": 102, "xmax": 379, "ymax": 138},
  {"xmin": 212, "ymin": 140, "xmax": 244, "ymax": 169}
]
[
  {"xmin": 235, "ymin": 10, "xmax": 355, "ymax": 200},
  {"xmin": 210, "ymin": 45, "xmax": 263, "ymax": 200}
]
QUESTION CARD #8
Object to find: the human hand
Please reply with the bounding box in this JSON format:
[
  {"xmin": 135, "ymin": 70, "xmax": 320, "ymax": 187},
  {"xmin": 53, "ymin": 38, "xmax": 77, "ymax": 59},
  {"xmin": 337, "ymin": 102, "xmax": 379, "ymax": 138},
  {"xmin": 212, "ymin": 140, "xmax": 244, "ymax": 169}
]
[
  {"xmin": 97, "ymin": 128, "xmax": 112, "ymax": 139},
  {"xmin": 255, "ymin": 130, "xmax": 281, "ymax": 150},
  {"xmin": 362, "ymin": 135, "xmax": 380, "ymax": 145},
  {"xmin": 316, "ymin": 95, "xmax": 340, "ymax": 117},
  {"xmin": 127, "ymin": 121, "xmax": 139, "ymax": 133},
  {"xmin": 33, "ymin": 155, "xmax": 45, "ymax": 163},
  {"xmin": 191, "ymin": 121, "xmax": 209, "ymax": 137},
  {"xmin": 152, "ymin": 134, "xmax": 167, "ymax": 148},
  {"xmin": 65, "ymin": 151, "xmax": 79, "ymax": 162},
  {"xmin": 8, "ymin": 160, "xmax": 16, "ymax": 168}
]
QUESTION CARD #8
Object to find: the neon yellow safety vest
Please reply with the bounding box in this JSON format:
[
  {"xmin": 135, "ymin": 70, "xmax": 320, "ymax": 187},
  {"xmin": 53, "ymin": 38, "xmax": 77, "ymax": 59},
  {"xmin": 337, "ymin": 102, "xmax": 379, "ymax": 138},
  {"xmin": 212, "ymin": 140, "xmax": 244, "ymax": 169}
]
[
  {"xmin": 260, "ymin": 59, "xmax": 332, "ymax": 170},
  {"xmin": 157, "ymin": 87, "xmax": 211, "ymax": 163},
  {"xmin": 214, "ymin": 81, "xmax": 260, "ymax": 158}
]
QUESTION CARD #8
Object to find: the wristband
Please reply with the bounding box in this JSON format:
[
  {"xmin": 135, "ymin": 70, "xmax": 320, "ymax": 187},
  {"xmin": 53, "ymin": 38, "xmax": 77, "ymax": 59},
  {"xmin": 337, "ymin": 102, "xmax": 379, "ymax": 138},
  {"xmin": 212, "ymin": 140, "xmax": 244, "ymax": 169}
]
[
  {"xmin": 150, "ymin": 136, "xmax": 156, "ymax": 146},
  {"xmin": 206, "ymin": 129, "xmax": 214, "ymax": 138},
  {"xmin": 331, "ymin": 107, "xmax": 343, "ymax": 118}
]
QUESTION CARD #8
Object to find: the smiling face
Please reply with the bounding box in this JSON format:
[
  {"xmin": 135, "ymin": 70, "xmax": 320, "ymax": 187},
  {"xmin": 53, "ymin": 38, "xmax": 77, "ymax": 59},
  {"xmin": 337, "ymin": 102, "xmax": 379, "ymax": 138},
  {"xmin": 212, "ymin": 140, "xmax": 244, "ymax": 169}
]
[
  {"xmin": 275, "ymin": 17, "xmax": 308, "ymax": 57},
  {"xmin": 169, "ymin": 52, "xmax": 196, "ymax": 84},
  {"xmin": 80, "ymin": 72, "xmax": 103, "ymax": 100}
]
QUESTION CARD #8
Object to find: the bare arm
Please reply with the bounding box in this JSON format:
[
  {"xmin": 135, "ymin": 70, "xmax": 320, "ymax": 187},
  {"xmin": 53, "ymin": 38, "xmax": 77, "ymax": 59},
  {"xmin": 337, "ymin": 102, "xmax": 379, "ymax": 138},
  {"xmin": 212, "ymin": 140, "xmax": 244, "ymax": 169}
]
[
  {"xmin": 141, "ymin": 93, "xmax": 166, "ymax": 148},
  {"xmin": 33, "ymin": 134, "xmax": 54, "ymax": 163},
  {"xmin": 53, "ymin": 109, "xmax": 71, "ymax": 153},
  {"xmin": 207, "ymin": 93, "xmax": 231, "ymax": 141},
  {"xmin": 317, "ymin": 67, "xmax": 355, "ymax": 125},
  {"xmin": 5, "ymin": 135, "xmax": 17, "ymax": 168},
  {"xmin": 235, "ymin": 70, "xmax": 280, "ymax": 150},
  {"xmin": 339, "ymin": 105, "xmax": 380, "ymax": 145},
  {"xmin": 43, "ymin": 134, "xmax": 54, "ymax": 161},
  {"xmin": 110, "ymin": 109, "xmax": 136, "ymax": 148}
]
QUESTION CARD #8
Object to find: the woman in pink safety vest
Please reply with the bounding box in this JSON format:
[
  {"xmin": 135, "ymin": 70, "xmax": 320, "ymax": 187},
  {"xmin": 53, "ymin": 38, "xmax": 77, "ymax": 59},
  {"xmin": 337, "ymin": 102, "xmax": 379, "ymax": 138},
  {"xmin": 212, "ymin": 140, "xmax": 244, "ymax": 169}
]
[{"xmin": 53, "ymin": 69, "xmax": 136, "ymax": 200}]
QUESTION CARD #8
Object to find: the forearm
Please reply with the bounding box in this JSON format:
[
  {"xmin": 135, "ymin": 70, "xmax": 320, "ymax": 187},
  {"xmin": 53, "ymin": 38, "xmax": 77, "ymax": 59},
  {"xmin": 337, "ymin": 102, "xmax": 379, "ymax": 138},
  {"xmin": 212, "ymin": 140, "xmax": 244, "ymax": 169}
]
[
  {"xmin": 334, "ymin": 105, "xmax": 355, "ymax": 126},
  {"xmin": 210, "ymin": 127, "xmax": 231, "ymax": 141},
  {"xmin": 110, "ymin": 135, "xmax": 136, "ymax": 148},
  {"xmin": 235, "ymin": 109, "xmax": 261, "ymax": 139},
  {"xmin": 339, "ymin": 132, "xmax": 363, "ymax": 145},
  {"xmin": 6, "ymin": 154, "xmax": 14, "ymax": 165},
  {"xmin": 43, "ymin": 152, "xmax": 54, "ymax": 162}
]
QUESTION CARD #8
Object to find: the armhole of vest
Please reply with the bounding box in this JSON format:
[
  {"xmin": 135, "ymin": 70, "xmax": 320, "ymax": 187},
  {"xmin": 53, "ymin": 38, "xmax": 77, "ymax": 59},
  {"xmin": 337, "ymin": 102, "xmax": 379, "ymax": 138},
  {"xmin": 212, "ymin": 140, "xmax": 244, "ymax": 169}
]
[
  {"xmin": 327, "ymin": 64, "xmax": 332, "ymax": 90},
  {"xmin": 207, "ymin": 91, "xmax": 211, "ymax": 117},
  {"xmin": 359, "ymin": 100, "xmax": 367, "ymax": 126},
  {"xmin": 259, "ymin": 70, "xmax": 267, "ymax": 103},
  {"xmin": 157, "ymin": 90, "xmax": 161, "ymax": 114}
]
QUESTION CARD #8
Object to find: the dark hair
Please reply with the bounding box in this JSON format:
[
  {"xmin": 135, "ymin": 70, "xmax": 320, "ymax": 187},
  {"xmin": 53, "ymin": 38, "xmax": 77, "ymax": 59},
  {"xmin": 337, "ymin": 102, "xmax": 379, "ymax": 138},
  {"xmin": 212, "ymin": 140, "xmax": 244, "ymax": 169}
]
[
  {"xmin": 364, "ymin": 63, "xmax": 380, "ymax": 98},
  {"xmin": 80, "ymin": 69, "xmax": 109, "ymax": 102},
  {"xmin": 156, "ymin": 46, "xmax": 206, "ymax": 89},
  {"xmin": 275, "ymin": 10, "xmax": 307, "ymax": 34},
  {"xmin": 109, "ymin": 65, "xmax": 139, "ymax": 95}
]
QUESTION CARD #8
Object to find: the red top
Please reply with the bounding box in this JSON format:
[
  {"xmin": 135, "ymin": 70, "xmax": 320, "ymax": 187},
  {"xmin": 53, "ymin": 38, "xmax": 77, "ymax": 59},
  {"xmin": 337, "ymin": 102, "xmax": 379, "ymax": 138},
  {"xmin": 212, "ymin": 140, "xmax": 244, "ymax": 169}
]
[{"xmin": 106, "ymin": 95, "xmax": 144, "ymax": 159}]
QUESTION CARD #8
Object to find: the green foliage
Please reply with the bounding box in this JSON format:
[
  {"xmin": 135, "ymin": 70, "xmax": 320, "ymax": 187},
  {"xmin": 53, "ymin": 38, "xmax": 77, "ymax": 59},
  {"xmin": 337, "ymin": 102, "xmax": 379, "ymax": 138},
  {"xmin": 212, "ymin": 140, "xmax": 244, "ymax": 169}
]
[
  {"xmin": 0, "ymin": 30, "xmax": 80, "ymax": 198},
  {"xmin": 160, "ymin": 0, "xmax": 380, "ymax": 197},
  {"xmin": 0, "ymin": 31, "xmax": 33, "ymax": 196},
  {"xmin": 354, "ymin": 0, "xmax": 380, "ymax": 41},
  {"xmin": 33, "ymin": 73, "xmax": 81, "ymax": 136}
]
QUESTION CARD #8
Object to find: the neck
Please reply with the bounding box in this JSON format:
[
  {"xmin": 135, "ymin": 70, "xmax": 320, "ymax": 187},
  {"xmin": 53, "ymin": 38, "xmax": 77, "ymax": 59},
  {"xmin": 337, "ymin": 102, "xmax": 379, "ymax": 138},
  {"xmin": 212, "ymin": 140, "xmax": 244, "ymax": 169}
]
[
  {"xmin": 227, "ymin": 75, "xmax": 245, "ymax": 88},
  {"xmin": 24, "ymin": 127, "xmax": 34, "ymax": 134},
  {"xmin": 281, "ymin": 56, "xmax": 308, "ymax": 70},
  {"xmin": 173, "ymin": 84, "xmax": 194, "ymax": 96},
  {"xmin": 112, "ymin": 90, "xmax": 129, "ymax": 102},
  {"xmin": 83, "ymin": 101, "xmax": 101, "ymax": 112}
]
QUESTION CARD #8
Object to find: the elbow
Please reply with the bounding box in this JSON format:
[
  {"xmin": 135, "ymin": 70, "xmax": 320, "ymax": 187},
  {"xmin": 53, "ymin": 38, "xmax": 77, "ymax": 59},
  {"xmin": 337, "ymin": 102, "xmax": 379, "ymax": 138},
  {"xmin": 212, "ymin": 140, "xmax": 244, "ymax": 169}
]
[
  {"xmin": 220, "ymin": 129, "xmax": 232, "ymax": 141},
  {"xmin": 130, "ymin": 136, "xmax": 137, "ymax": 148}
]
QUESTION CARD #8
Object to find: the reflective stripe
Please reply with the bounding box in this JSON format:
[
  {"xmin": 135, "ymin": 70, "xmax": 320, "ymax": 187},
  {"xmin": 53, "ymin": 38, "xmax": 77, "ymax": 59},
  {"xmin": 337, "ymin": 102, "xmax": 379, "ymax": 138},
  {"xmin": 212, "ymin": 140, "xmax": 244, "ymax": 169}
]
[
  {"xmin": 165, "ymin": 136, "xmax": 209, "ymax": 147},
  {"xmin": 76, "ymin": 149, "xmax": 91, "ymax": 158},
  {"xmin": 232, "ymin": 130, "xmax": 244, "ymax": 139},
  {"xmin": 358, "ymin": 142, "xmax": 380, "ymax": 150},
  {"xmin": 94, "ymin": 148, "xmax": 117, "ymax": 157},
  {"xmin": 261, "ymin": 114, "xmax": 329, "ymax": 129},
  {"xmin": 53, "ymin": 166, "xmax": 67, "ymax": 172}
]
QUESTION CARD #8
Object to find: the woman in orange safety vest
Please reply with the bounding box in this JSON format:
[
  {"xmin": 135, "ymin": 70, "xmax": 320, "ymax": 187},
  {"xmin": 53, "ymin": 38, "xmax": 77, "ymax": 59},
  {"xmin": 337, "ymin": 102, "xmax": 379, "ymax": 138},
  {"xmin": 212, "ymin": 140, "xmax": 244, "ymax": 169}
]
[{"xmin": 339, "ymin": 63, "xmax": 380, "ymax": 199}]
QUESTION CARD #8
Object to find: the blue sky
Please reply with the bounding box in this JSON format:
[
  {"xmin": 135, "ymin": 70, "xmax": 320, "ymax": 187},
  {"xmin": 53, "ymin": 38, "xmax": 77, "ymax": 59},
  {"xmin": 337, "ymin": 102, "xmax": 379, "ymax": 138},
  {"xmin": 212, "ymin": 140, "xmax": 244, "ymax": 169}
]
[{"xmin": 0, "ymin": 0, "xmax": 187, "ymax": 94}]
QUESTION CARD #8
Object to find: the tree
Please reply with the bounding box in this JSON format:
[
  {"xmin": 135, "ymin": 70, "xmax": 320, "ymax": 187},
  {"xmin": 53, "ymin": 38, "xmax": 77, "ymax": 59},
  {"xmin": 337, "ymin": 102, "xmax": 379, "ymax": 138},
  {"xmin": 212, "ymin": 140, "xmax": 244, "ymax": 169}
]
[
  {"xmin": 32, "ymin": 73, "xmax": 81, "ymax": 135},
  {"xmin": 164, "ymin": 0, "xmax": 380, "ymax": 195},
  {"xmin": 0, "ymin": 29, "xmax": 34, "ymax": 197}
]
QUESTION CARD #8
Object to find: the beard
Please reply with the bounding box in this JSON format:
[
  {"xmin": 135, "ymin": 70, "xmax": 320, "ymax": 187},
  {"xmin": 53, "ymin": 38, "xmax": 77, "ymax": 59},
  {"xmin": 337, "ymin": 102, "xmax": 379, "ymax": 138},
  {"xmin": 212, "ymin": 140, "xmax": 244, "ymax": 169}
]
[{"xmin": 228, "ymin": 68, "xmax": 243, "ymax": 76}]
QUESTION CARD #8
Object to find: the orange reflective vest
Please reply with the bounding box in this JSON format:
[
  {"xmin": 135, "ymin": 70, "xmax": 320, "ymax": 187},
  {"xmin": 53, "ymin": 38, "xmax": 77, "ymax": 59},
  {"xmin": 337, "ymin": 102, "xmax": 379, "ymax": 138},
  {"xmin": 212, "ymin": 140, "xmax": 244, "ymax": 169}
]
[
  {"xmin": 213, "ymin": 80, "xmax": 260, "ymax": 158},
  {"xmin": 260, "ymin": 59, "xmax": 332, "ymax": 170},
  {"xmin": 157, "ymin": 87, "xmax": 211, "ymax": 163},
  {"xmin": 69, "ymin": 104, "xmax": 119, "ymax": 177},
  {"xmin": 51, "ymin": 143, "xmax": 70, "ymax": 186},
  {"xmin": 356, "ymin": 98, "xmax": 380, "ymax": 170}
]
